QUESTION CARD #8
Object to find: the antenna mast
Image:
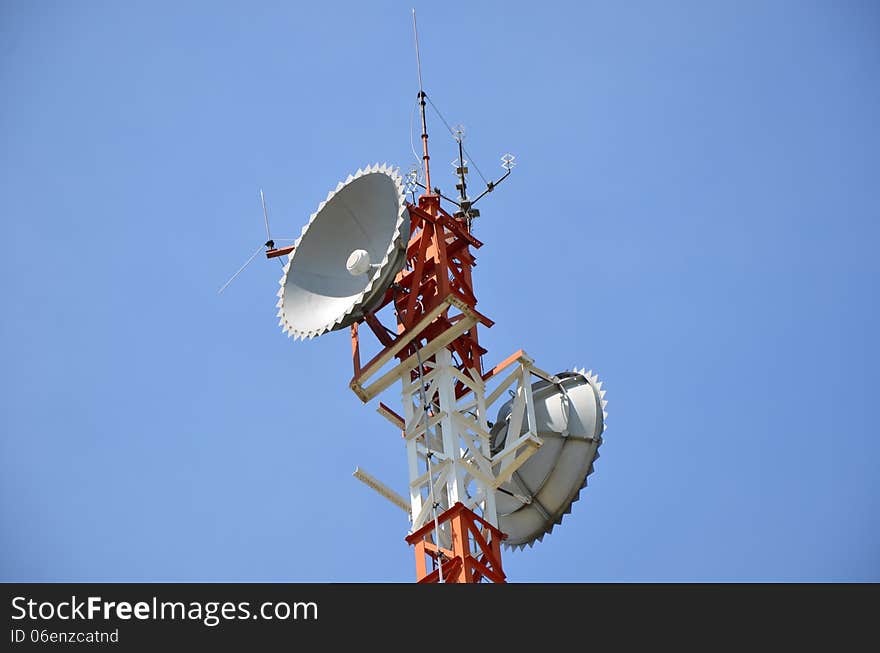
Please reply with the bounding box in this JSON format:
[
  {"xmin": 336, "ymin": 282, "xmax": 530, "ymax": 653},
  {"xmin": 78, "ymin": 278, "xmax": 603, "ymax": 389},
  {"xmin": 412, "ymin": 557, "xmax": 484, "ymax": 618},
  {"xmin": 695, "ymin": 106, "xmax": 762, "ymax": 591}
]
[{"xmin": 412, "ymin": 9, "xmax": 432, "ymax": 194}]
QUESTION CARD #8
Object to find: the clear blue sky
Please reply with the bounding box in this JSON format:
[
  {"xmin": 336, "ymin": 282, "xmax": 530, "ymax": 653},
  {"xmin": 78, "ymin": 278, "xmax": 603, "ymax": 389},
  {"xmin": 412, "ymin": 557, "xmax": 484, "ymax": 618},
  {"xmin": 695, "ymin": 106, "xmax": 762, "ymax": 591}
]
[{"xmin": 2, "ymin": 1, "xmax": 878, "ymax": 582}]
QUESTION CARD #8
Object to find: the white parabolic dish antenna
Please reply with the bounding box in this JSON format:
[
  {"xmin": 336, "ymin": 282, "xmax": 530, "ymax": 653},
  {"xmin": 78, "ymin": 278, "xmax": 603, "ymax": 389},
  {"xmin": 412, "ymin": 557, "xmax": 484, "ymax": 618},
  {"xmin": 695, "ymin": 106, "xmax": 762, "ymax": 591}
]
[
  {"xmin": 491, "ymin": 369, "xmax": 608, "ymax": 548},
  {"xmin": 277, "ymin": 164, "xmax": 410, "ymax": 339}
]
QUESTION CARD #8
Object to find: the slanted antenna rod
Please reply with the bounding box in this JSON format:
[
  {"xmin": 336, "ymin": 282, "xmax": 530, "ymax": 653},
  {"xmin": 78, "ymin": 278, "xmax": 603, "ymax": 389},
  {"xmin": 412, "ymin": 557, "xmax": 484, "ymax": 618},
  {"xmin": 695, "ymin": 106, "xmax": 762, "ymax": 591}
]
[
  {"xmin": 412, "ymin": 9, "xmax": 432, "ymax": 193},
  {"xmin": 260, "ymin": 188, "xmax": 274, "ymax": 248},
  {"xmin": 217, "ymin": 243, "xmax": 264, "ymax": 294}
]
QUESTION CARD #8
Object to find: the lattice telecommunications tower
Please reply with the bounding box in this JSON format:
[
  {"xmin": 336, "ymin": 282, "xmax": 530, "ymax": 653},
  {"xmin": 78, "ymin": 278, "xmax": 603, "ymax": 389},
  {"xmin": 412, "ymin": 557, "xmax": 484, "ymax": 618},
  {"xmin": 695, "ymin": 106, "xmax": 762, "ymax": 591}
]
[{"xmin": 226, "ymin": 13, "xmax": 609, "ymax": 582}]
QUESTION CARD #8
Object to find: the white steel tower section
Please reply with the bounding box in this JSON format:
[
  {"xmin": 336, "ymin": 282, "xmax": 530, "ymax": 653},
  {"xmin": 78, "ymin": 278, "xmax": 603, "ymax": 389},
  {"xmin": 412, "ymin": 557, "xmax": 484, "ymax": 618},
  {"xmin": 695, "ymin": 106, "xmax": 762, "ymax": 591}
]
[{"xmin": 399, "ymin": 349, "xmax": 552, "ymax": 546}]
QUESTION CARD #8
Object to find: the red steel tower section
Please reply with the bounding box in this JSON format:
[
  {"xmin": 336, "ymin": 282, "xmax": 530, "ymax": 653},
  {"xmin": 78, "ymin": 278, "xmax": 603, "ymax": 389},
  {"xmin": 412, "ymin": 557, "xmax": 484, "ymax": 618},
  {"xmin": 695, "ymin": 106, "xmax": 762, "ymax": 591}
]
[{"xmin": 348, "ymin": 187, "xmax": 506, "ymax": 583}]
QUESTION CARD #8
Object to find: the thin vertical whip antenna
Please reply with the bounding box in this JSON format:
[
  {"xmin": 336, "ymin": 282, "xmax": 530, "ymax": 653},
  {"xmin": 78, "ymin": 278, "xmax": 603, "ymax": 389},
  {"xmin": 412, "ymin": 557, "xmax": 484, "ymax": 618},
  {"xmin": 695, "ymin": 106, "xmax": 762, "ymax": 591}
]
[
  {"xmin": 412, "ymin": 9, "xmax": 424, "ymax": 95},
  {"xmin": 260, "ymin": 189, "xmax": 271, "ymax": 243},
  {"xmin": 412, "ymin": 9, "xmax": 432, "ymax": 193}
]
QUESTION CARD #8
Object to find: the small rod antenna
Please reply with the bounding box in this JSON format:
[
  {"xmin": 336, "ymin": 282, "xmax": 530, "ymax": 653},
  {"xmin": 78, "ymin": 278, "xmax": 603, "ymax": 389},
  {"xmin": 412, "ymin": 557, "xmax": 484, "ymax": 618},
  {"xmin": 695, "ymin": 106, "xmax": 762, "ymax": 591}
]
[
  {"xmin": 217, "ymin": 243, "xmax": 264, "ymax": 294},
  {"xmin": 260, "ymin": 188, "xmax": 271, "ymax": 241},
  {"xmin": 413, "ymin": 9, "xmax": 424, "ymax": 94},
  {"xmin": 412, "ymin": 9, "xmax": 432, "ymax": 193},
  {"xmin": 456, "ymin": 134, "xmax": 467, "ymax": 203}
]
